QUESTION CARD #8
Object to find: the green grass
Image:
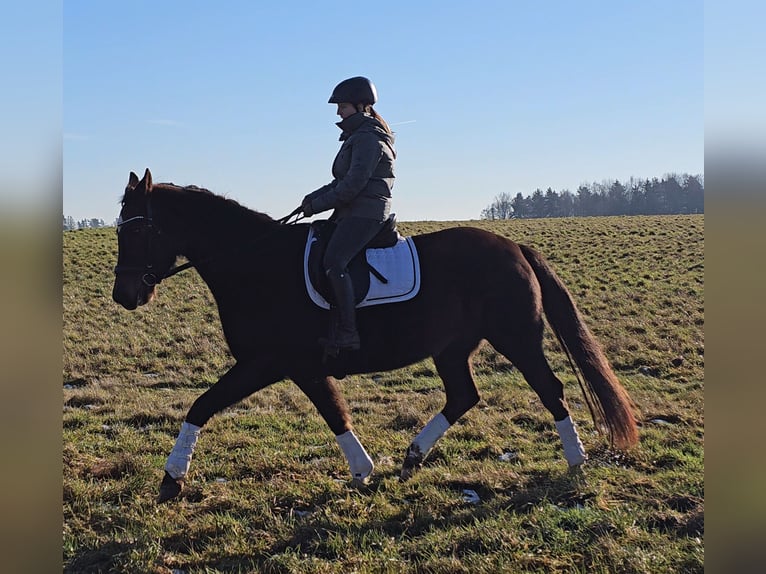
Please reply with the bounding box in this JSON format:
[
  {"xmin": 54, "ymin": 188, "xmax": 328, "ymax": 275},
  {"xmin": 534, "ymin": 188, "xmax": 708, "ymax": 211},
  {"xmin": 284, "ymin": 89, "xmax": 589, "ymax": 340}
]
[{"xmin": 64, "ymin": 215, "xmax": 704, "ymax": 573}]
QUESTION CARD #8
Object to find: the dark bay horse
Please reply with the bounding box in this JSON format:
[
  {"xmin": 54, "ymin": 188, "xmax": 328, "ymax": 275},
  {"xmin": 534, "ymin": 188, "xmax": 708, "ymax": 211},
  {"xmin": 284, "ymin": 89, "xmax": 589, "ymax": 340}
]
[{"xmin": 112, "ymin": 169, "xmax": 638, "ymax": 503}]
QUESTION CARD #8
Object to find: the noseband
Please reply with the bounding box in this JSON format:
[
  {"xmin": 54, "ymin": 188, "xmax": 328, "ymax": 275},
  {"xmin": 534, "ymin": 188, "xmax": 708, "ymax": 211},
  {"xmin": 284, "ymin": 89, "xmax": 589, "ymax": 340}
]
[{"xmin": 113, "ymin": 198, "xmax": 194, "ymax": 286}]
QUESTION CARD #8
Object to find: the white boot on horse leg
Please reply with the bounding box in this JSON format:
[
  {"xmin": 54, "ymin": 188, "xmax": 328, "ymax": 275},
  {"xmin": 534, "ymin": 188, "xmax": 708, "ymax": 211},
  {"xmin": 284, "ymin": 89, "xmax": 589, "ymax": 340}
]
[
  {"xmin": 336, "ymin": 430, "xmax": 374, "ymax": 486},
  {"xmin": 159, "ymin": 421, "xmax": 201, "ymax": 502},
  {"xmin": 555, "ymin": 416, "xmax": 587, "ymax": 467},
  {"xmin": 401, "ymin": 412, "xmax": 451, "ymax": 480}
]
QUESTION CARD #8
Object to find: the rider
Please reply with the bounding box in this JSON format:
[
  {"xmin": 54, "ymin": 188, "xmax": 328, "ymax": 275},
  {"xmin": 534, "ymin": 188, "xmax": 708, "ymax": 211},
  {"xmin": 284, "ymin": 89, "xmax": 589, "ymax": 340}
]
[{"xmin": 301, "ymin": 76, "xmax": 396, "ymax": 352}]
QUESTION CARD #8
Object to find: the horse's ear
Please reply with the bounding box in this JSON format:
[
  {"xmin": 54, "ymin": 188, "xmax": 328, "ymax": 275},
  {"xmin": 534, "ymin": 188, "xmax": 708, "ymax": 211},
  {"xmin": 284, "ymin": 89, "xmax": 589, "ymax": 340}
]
[
  {"xmin": 143, "ymin": 168, "xmax": 153, "ymax": 193},
  {"xmin": 127, "ymin": 171, "xmax": 139, "ymax": 190}
]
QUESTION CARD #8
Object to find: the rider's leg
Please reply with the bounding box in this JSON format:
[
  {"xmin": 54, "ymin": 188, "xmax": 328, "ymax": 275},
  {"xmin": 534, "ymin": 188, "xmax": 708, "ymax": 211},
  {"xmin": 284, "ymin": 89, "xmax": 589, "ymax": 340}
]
[{"xmin": 322, "ymin": 217, "xmax": 384, "ymax": 351}]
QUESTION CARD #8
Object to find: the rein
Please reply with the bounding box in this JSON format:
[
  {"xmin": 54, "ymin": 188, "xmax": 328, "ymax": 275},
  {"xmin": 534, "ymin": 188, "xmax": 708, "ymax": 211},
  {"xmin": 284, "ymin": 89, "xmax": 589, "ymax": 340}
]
[
  {"xmin": 115, "ymin": 202, "xmax": 305, "ymax": 286},
  {"xmin": 277, "ymin": 206, "xmax": 306, "ymax": 225}
]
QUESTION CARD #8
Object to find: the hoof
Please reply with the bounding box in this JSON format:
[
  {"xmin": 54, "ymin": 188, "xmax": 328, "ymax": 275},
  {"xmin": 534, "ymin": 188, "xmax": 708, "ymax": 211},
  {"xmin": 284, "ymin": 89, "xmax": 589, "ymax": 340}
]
[
  {"xmin": 566, "ymin": 453, "xmax": 587, "ymax": 468},
  {"xmin": 567, "ymin": 460, "xmax": 587, "ymax": 475},
  {"xmin": 158, "ymin": 471, "xmax": 183, "ymax": 503},
  {"xmin": 349, "ymin": 461, "xmax": 374, "ymax": 488},
  {"xmin": 399, "ymin": 444, "xmax": 424, "ymax": 482},
  {"xmin": 350, "ymin": 475, "xmax": 371, "ymax": 489}
]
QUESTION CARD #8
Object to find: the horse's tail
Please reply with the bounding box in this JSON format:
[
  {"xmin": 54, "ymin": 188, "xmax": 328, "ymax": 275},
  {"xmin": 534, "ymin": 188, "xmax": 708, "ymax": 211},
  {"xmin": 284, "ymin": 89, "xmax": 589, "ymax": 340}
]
[{"xmin": 519, "ymin": 244, "xmax": 639, "ymax": 449}]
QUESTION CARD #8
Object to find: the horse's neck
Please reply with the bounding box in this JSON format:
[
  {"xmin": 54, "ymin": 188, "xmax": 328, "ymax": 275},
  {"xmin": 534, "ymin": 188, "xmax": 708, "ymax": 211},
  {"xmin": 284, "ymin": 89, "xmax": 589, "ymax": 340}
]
[{"xmin": 165, "ymin": 193, "xmax": 280, "ymax": 279}]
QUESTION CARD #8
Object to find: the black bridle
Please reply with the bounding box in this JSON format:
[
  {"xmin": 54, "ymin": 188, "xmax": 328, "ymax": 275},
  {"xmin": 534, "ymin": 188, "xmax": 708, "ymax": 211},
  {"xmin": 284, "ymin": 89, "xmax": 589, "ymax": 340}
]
[
  {"xmin": 114, "ymin": 200, "xmax": 305, "ymax": 286},
  {"xmin": 113, "ymin": 198, "xmax": 193, "ymax": 287}
]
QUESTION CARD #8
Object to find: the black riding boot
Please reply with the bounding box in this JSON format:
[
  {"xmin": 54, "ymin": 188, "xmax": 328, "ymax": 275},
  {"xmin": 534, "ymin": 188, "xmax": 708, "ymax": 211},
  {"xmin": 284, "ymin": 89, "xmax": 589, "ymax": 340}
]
[{"xmin": 323, "ymin": 269, "xmax": 361, "ymax": 353}]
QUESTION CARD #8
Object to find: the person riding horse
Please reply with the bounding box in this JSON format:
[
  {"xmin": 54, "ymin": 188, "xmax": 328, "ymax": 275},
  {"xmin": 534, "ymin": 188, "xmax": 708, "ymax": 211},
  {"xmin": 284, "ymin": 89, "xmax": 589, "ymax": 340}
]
[
  {"xmin": 301, "ymin": 76, "xmax": 396, "ymax": 353},
  {"xmin": 114, "ymin": 169, "xmax": 639, "ymax": 501}
]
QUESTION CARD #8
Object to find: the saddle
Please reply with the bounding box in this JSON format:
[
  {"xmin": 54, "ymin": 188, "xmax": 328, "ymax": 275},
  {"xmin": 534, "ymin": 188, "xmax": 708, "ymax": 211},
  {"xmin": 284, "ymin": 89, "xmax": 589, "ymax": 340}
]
[{"xmin": 304, "ymin": 215, "xmax": 421, "ymax": 309}]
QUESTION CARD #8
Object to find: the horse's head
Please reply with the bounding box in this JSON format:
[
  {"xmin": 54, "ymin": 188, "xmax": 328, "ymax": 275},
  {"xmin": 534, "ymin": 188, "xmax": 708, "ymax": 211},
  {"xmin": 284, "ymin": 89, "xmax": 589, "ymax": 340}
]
[{"xmin": 112, "ymin": 168, "xmax": 181, "ymax": 310}]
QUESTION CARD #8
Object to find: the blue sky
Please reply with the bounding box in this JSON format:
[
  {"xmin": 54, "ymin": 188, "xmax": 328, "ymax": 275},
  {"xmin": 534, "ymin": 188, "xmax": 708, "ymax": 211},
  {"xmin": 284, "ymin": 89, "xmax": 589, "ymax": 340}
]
[{"xmin": 62, "ymin": 1, "xmax": 703, "ymax": 222}]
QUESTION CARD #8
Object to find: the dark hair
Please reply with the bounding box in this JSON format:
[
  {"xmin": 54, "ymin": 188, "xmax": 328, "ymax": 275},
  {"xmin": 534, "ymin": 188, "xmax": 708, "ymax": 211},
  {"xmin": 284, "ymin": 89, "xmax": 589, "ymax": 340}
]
[{"xmin": 361, "ymin": 104, "xmax": 392, "ymax": 134}]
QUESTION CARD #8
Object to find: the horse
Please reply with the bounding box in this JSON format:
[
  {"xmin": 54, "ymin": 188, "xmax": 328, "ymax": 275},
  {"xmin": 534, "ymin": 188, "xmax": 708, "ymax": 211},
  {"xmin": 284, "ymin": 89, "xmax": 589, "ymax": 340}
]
[{"xmin": 112, "ymin": 169, "xmax": 638, "ymax": 503}]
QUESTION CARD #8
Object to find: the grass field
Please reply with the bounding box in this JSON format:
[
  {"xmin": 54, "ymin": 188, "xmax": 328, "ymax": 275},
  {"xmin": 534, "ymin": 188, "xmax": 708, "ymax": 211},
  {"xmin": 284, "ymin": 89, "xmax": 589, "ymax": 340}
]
[{"xmin": 63, "ymin": 215, "xmax": 704, "ymax": 573}]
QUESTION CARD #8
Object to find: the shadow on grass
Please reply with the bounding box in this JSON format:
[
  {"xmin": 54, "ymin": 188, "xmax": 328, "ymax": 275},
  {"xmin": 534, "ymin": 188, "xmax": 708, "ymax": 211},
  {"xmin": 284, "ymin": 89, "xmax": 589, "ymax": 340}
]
[
  {"xmin": 264, "ymin": 466, "xmax": 592, "ymax": 560},
  {"xmin": 64, "ymin": 541, "xmax": 135, "ymax": 574}
]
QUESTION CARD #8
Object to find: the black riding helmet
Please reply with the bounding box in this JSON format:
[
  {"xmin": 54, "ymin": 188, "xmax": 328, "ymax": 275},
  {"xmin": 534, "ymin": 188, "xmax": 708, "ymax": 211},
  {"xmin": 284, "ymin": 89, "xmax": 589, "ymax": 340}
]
[{"xmin": 328, "ymin": 76, "xmax": 378, "ymax": 105}]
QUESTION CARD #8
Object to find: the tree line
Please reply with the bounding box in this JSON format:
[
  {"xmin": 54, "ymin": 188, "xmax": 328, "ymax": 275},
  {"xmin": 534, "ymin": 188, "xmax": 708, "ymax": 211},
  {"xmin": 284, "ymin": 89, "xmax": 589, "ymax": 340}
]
[
  {"xmin": 480, "ymin": 173, "xmax": 703, "ymax": 220},
  {"xmin": 63, "ymin": 215, "xmax": 109, "ymax": 230}
]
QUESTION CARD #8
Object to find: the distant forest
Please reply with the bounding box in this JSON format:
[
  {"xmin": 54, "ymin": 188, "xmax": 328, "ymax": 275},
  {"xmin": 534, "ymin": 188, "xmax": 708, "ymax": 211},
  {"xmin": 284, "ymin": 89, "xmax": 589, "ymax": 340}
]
[
  {"xmin": 63, "ymin": 216, "xmax": 109, "ymax": 230},
  {"xmin": 480, "ymin": 173, "xmax": 703, "ymax": 220}
]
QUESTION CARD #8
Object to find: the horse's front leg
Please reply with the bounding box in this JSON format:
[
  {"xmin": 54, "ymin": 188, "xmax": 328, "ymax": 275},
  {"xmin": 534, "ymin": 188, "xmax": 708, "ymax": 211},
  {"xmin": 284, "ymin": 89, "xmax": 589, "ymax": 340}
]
[
  {"xmin": 159, "ymin": 359, "xmax": 282, "ymax": 503},
  {"xmin": 295, "ymin": 376, "xmax": 374, "ymax": 486}
]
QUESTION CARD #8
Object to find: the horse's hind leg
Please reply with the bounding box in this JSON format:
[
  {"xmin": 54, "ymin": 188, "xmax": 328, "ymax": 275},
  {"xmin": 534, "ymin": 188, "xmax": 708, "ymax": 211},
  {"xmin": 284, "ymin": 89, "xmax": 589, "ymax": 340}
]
[
  {"xmin": 401, "ymin": 339, "xmax": 481, "ymax": 481},
  {"xmin": 488, "ymin": 329, "xmax": 586, "ymax": 467},
  {"xmin": 296, "ymin": 376, "xmax": 374, "ymax": 486}
]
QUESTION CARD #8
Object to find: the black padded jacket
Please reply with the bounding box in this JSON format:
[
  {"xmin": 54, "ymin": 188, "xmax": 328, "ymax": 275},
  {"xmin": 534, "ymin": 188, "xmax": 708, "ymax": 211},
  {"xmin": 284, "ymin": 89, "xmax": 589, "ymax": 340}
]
[{"xmin": 306, "ymin": 112, "xmax": 395, "ymax": 221}]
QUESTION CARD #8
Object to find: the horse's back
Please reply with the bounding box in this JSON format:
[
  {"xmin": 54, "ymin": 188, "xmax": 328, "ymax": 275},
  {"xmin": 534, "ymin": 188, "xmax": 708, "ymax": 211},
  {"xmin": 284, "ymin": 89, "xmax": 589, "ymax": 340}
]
[
  {"xmin": 414, "ymin": 224, "xmax": 517, "ymax": 246},
  {"xmin": 412, "ymin": 226, "xmax": 524, "ymax": 270}
]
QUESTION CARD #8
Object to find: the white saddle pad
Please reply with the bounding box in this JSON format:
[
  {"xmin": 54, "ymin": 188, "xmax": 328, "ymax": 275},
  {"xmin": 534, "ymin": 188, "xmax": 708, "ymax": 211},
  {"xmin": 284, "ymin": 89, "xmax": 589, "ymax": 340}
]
[{"xmin": 303, "ymin": 226, "xmax": 421, "ymax": 309}]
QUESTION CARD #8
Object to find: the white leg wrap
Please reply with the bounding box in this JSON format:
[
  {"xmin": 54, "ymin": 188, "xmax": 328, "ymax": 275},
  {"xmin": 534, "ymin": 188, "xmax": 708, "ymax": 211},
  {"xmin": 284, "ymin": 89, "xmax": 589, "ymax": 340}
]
[
  {"xmin": 164, "ymin": 422, "xmax": 201, "ymax": 480},
  {"xmin": 555, "ymin": 416, "xmax": 587, "ymax": 466},
  {"xmin": 413, "ymin": 413, "xmax": 451, "ymax": 456},
  {"xmin": 335, "ymin": 430, "xmax": 374, "ymax": 481}
]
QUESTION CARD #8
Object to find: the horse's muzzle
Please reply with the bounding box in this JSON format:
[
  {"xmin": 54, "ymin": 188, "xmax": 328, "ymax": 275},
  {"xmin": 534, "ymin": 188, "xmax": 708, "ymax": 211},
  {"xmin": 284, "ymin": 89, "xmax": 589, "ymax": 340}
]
[{"xmin": 112, "ymin": 275, "xmax": 154, "ymax": 310}]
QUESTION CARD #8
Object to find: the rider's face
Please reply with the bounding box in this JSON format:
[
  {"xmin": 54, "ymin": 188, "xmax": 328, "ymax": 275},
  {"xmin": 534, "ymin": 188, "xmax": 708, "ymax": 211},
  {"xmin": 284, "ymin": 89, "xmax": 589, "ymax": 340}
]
[{"xmin": 336, "ymin": 102, "xmax": 357, "ymax": 119}]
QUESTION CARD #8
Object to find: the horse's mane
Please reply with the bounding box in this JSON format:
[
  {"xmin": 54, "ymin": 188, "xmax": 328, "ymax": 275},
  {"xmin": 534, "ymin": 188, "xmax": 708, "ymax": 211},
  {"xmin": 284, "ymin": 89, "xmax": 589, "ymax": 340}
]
[{"xmin": 151, "ymin": 182, "xmax": 280, "ymax": 231}]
